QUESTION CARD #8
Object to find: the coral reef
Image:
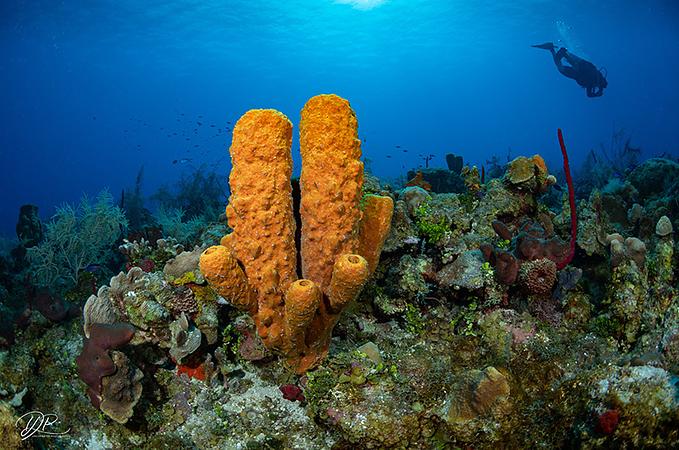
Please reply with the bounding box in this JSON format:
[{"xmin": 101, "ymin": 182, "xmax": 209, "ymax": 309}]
[
  {"xmin": 1, "ymin": 105, "xmax": 678, "ymax": 448},
  {"xmin": 481, "ymin": 218, "xmax": 570, "ymax": 292}
]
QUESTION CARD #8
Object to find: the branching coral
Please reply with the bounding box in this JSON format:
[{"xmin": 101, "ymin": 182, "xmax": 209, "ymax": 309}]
[
  {"xmin": 26, "ymin": 190, "xmax": 127, "ymax": 288},
  {"xmin": 200, "ymin": 95, "xmax": 393, "ymax": 373},
  {"xmin": 151, "ymin": 164, "xmax": 227, "ymax": 221},
  {"xmin": 154, "ymin": 206, "xmax": 206, "ymax": 246}
]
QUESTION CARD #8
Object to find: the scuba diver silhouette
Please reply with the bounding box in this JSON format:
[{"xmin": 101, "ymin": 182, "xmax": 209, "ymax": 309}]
[{"xmin": 533, "ymin": 42, "xmax": 608, "ymax": 97}]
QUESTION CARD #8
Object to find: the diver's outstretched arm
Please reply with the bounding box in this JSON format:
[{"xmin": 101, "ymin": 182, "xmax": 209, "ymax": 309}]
[
  {"xmin": 563, "ymin": 51, "xmax": 585, "ymax": 68},
  {"xmin": 553, "ymin": 48, "xmax": 577, "ymax": 80}
]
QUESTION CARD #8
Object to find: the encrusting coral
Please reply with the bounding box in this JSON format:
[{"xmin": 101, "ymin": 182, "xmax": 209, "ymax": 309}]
[{"xmin": 200, "ymin": 94, "xmax": 393, "ymax": 373}]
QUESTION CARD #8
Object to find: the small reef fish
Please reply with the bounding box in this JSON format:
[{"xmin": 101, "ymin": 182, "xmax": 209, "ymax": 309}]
[
  {"xmin": 172, "ymin": 158, "xmax": 192, "ymax": 164},
  {"xmin": 83, "ymin": 263, "xmax": 103, "ymax": 273}
]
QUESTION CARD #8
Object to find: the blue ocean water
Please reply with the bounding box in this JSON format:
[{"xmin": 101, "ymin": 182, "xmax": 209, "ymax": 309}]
[{"xmin": 1, "ymin": 0, "xmax": 677, "ymax": 235}]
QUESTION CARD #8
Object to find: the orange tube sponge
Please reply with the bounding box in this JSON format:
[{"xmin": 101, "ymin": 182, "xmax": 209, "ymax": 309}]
[
  {"xmin": 358, "ymin": 195, "xmax": 395, "ymax": 275},
  {"xmin": 225, "ymin": 109, "xmax": 298, "ymax": 349},
  {"xmin": 198, "ymin": 245, "xmax": 254, "ymax": 313},
  {"xmin": 284, "ymin": 254, "xmax": 370, "ymax": 373},
  {"xmin": 200, "ymin": 96, "xmax": 394, "ymax": 373},
  {"xmin": 299, "ymin": 94, "xmax": 364, "ymax": 289},
  {"xmin": 283, "ymin": 279, "xmax": 322, "ymax": 353},
  {"xmin": 327, "ymin": 254, "xmax": 370, "ymax": 312}
]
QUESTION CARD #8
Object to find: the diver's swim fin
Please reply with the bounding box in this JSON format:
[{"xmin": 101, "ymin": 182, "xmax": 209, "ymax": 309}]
[{"xmin": 532, "ymin": 42, "xmax": 555, "ymax": 50}]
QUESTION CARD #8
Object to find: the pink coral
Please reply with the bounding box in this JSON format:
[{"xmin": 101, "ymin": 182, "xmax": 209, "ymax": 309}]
[{"xmin": 279, "ymin": 384, "xmax": 305, "ymax": 402}]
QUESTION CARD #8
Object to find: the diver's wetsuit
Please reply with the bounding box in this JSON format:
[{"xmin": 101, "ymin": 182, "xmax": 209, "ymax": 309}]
[{"xmin": 534, "ymin": 43, "xmax": 608, "ymax": 97}]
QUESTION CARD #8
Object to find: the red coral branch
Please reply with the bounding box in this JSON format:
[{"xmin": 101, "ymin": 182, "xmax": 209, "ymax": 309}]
[{"xmin": 556, "ymin": 128, "xmax": 577, "ymax": 270}]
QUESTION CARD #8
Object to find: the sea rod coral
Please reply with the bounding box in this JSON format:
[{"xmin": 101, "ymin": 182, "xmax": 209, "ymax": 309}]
[
  {"xmin": 556, "ymin": 128, "xmax": 577, "ymax": 270},
  {"xmin": 200, "ymin": 94, "xmax": 393, "ymax": 373}
]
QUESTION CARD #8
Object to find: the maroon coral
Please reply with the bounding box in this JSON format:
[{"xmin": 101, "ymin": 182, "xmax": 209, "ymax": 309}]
[
  {"xmin": 32, "ymin": 288, "xmax": 78, "ymax": 322},
  {"xmin": 484, "ymin": 218, "xmax": 568, "ymax": 294},
  {"xmin": 494, "ymin": 251, "xmax": 519, "ymax": 285},
  {"xmin": 76, "ymin": 323, "xmax": 135, "ymax": 407},
  {"xmin": 280, "ymin": 384, "xmax": 305, "ymax": 402},
  {"xmin": 492, "ymin": 220, "xmax": 512, "ymax": 241},
  {"xmin": 514, "ymin": 220, "xmax": 570, "ymax": 264},
  {"xmin": 596, "ymin": 409, "xmax": 620, "ymax": 435},
  {"xmin": 518, "ymin": 258, "xmax": 557, "ymax": 295}
]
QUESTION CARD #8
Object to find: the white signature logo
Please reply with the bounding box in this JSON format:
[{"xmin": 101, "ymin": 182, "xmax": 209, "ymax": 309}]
[{"xmin": 16, "ymin": 410, "xmax": 71, "ymax": 440}]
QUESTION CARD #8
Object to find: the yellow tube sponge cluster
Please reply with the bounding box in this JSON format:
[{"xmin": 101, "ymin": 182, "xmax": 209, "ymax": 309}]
[
  {"xmin": 224, "ymin": 109, "xmax": 298, "ymax": 349},
  {"xmin": 200, "ymin": 95, "xmax": 394, "ymax": 373},
  {"xmin": 358, "ymin": 195, "xmax": 395, "ymax": 275},
  {"xmin": 198, "ymin": 245, "xmax": 254, "ymax": 313},
  {"xmin": 299, "ymin": 94, "xmax": 365, "ymax": 289}
]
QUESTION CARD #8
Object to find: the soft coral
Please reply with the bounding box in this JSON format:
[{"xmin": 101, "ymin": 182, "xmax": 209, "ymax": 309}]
[{"xmin": 556, "ymin": 128, "xmax": 577, "ymax": 270}]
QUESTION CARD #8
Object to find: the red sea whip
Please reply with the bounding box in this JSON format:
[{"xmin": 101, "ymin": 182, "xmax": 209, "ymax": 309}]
[{"xmin": 557, "ymin": 128, "xmax": 576, "ymax": 269}]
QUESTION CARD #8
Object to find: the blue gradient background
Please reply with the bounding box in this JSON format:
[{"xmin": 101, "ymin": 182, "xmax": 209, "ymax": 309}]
[{"xmin": 1, "ymin": 0, "xmax": 678, "ymax": 236}]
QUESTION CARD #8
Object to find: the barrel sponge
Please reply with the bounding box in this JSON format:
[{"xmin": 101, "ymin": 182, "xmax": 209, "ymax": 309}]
[
  {"xmin": 299, "ymin": 94, "xmax": 364, "ymax": 289},
  {"xmin": 357, "ymin": 195, "xmax": 394, "ymax": 275},
  {"xmin": 199, "ymin": 245, "xmax": 254, "ymax": 313},
  {"xmin": 225, "ymin": 109, "xmax": 298, "ymax": 316}
]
